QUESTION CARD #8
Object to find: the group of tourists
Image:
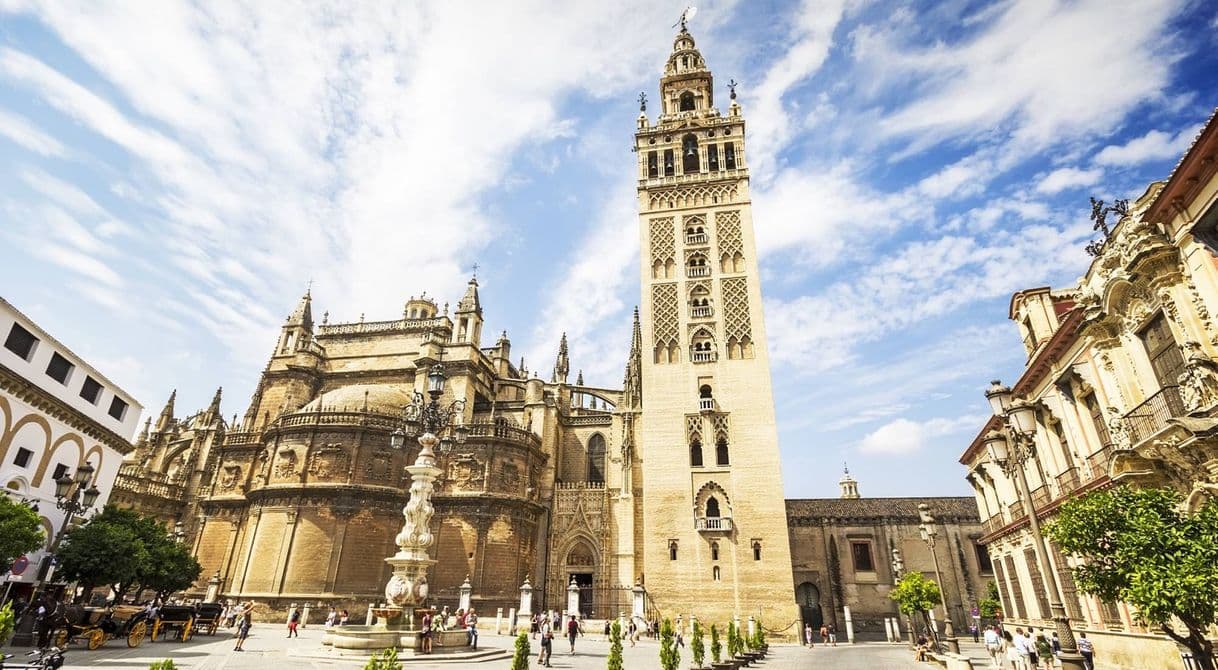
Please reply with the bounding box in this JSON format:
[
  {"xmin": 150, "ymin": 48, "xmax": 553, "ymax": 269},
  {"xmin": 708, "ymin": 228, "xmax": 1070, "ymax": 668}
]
[
  {"xmin": 528, "ymin": 610, "xmax": 584, "ymax": 666},
  {"xmin": 801, "ymin": 622, "xmax": 838, "ymax": 647},
  {"xmin": 217, "ymin": 601, "xmax": 253, "ymax": 651},
  {"xmin": 416, "ymin": 605, "xmax": 479, "ymax": 653},
  {"xmin": 981, "ymin": 623, "xmax": 1095, "ymax": 670}
]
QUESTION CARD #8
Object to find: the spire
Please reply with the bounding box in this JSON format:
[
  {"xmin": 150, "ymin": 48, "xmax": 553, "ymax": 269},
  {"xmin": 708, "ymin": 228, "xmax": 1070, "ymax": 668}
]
[
  {"xmin": 204, "ymin": 386, "xmax": 222, "ymax": 424},
  {"xmin": 576, "ymin": 369, "xmax": 584, "ymax": 386},
  {"xmin": 456, "ymin": 275, "xmax": 482, "ymax": 316},
  {"xmin": 839, "ymin": 463, "xmax": 860, "ymax": 499},
  {"xmin": 287, "ymin": 288, "xmax": 313, "ymax": 329},
  {"xmin": 156, "ymin": 389, "xmax": 176, "ymax": 432},
  {"xmin": 555, "ymin": 332, "xmax": 570, "ymax": 384},
  {"xmin": 622, "ymin": 307, "xmax": 643, "ymax": 410},
  {"xmin": 136, "ymin": 417, "xmax": 151, "ymax": 447}
]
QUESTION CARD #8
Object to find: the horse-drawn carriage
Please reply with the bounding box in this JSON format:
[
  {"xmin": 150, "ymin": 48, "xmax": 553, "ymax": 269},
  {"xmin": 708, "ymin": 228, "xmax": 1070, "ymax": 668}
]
[
  {"xmin": 193, "ymin": 603, "xmax": 224, "ymax": 636},
  {"xmin": 52, "ymin": 604, "xmax": 151, "ymax": 650},
  {"xmin": 150, "ymin": 605, "xmax": 197, "ymax": 642}
]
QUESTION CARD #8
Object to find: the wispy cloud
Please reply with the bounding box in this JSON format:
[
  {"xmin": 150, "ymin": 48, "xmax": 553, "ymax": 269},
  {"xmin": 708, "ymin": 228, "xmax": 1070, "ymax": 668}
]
[
  {"xmin": 0, "ymin": 108, "xmax": 65, "ymax": 156},
  {"xmin": 1093, "ymin": 124, "xmax": 1205, "ymax": 166}
]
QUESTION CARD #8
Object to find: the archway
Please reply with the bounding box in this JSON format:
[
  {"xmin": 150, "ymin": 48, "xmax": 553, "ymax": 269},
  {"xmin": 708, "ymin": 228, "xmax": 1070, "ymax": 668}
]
[{"xmin": 796, "ymin": 582, "xmax": 823, "ymax": 634}]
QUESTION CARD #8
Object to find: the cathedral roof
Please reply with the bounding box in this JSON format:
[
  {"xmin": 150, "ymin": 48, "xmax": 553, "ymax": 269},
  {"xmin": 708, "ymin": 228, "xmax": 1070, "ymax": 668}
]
[
  {"xmin": 299, "ymin": 383, "xmax": 414, "ymax": 414},
  {"xmin": 786, "ymin": 496, "xmax": 980, "ymax": 524}
]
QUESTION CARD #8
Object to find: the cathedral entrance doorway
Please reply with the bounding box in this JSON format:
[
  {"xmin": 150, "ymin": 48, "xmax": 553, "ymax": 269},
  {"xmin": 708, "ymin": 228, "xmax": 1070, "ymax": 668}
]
[
  {"xmin": 570, "ymin": 572, "xmax": 594, "ymax": 617},
  {"xmin": 796, "ymin": 582, "xmax": 823, "ymax": 632}
]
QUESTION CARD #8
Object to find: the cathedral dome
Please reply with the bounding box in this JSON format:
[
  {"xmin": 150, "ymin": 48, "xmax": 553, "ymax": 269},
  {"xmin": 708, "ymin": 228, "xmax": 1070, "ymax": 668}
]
[{"xmin": 299, "ymin": 383, "xmax": 413, "ymax": 414}]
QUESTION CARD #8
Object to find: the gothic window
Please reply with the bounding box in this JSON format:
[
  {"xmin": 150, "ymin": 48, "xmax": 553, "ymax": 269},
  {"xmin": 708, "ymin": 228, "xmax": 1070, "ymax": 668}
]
[
  {"xmin": 706, "ymin": 496, "xmax": 721, "ymax": 518},
  {"xmin": 716, "ymin": 437, "xmax": 729, "ymax": 466},
  {"xmin": 586, "ymin": 433, "xmax": 606, "ymax": 483},
  {"xmin": 680, "ymin": 91, "xmax": 696, "ymax": 111},
  {"xmin": 712, "ymin": 565, "xmax": 721, "ymax": 581},
  {"xmin": 724, "ymin": 142, "xmax": 736, "ymax": 169},
  {"xmin": 663, "ymin": 149, "xmax": 675, "ymax": 177},
  {"xmin": 753, "ymin": 541, "xmax": 762, "ymax": 561},
  {"xmin": 690, "ymin": 438, "xmax": 703, "ymax": 467},
  {"xmin": 669, "ymin": 540, "xmax": 679, "ymax": 561},
  {"xmin": 710, "ymin": 541, "xmax": 719, "ymax": 561},
  {"xmin": 708, "ymin": 144, "xmax": 719, "ymax": 170},
  {"xmin": 648, "ymin": 151, "xmax": 659, "ymax": 178},
  {"xmin": 682, "ymin": 134, "xmax": 699, "ymax": 173}
]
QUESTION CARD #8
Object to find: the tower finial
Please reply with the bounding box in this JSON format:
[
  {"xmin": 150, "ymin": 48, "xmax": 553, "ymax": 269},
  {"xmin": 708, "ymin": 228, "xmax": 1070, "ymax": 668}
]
[
  {"xmin": 728, "ymin": 79, "xmax": 738, "ymax": 100},
  {"xmin": 638, "ymin": 91, "xmax": 647, "ymax": 112},
  {"xmin": 674, "ymin": 5, "xmax": 697, "ymax": 31}
]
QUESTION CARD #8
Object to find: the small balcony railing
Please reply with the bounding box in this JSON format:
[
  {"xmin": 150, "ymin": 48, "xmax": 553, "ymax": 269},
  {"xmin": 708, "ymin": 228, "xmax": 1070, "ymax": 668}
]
[
  {"xmin": 699, "ymin": 398, "xmax": 715, "ymax": 413},
  {"xmin": 1121, "ymin": 385, "xmax": 1185, "ymax": 446},
  {"xmin": 1030, "ymin": 485, "xmax": 1051, "ymax": 510},
  {"xmin": 1086, "ymin": 446, "xmax": 1112, "ymax": 480},
  {"xmin": 1008, "ymin": 501, "xmax": 1026, "ymax": 522},
  {"xmin": 691, "ymin": 306, "xmax": 713, "ymax": 319},
  {"xmin": 686, "ymin": 233, "xmax": 708, "ymax": 245},
  {"xmin": 687, "ymin": 266, "xmax": 711, "ymax": 278},
  {"xmin": 983, "ymin": 516, "xmax": 1005, "ymax": 535},
  {"xmin": 1056, "ymin": 468, "xmax": 1080, "ymax": 495},
  {"xmin": 695, "ymin": 517, "xmax": 733, "ymax": 532},
  {"xmin": 692, "ymin": 351, "xmax": 717, "ymax": 363}
]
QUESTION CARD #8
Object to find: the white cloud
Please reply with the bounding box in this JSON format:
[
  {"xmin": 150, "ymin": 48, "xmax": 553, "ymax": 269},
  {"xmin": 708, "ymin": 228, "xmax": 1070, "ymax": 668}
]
[
  {"xmin": 0, "ymin": 107, "xmax": 65, "ymax": 156},
  {"xmin": 1035, "ymin": 166, "xmax": 1103, "ymax": 194},
  {"xmin": 1093, "ymin": 124, "xmax": 1204, "ymax": 166},
  {"xmin": 859, "ymin": 415, "xmax": 983, "ymax": 455}
]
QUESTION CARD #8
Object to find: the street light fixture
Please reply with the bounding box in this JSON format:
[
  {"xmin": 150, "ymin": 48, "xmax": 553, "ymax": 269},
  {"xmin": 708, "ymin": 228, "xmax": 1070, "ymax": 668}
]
[
  {"xmin": 917, "ymin": 503, "xmax": 959, "ymax": 654},
  {"xmin": 11, "ymin": 461, "xmax": 104, "ymax": 646},
  {"xmin": 984, "ymin": 379, "xmax": 1086, "ymax": 670},
  {"xmin": 390, "ymin": 363, "xmax": 469, "ymax": 455}
]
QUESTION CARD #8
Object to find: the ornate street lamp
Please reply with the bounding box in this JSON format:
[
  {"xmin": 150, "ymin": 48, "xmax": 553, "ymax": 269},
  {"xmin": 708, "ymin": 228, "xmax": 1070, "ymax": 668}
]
[
  {"xmin": 918, "ymin": 503, "xmax": 959, "ymax": 654},
  {"xmin": 984, "ymin": 380, "xmax": 1086, "ymax": 670},
  {"xmin": 380, "ymin": 361, "xmax": 468, "ymax": 619},
  {"xmin": 12, "ymin": 461, "xmax": 103, "ymax": 646}
]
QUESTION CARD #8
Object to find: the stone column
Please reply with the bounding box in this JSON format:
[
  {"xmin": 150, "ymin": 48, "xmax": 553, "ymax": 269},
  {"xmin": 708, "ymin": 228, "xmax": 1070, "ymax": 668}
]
[
  {"xmin": 508, "ymin": 607, "xmax": 517, "ymax": 635},
  {"xmin": 204, "ymin": 571, "xmax": 221, "ymax": 603},
  {"xmin": 517, "ymin": 577, "xmax": 534, "ymax": 629},
  {"xmin": 459, "ymin": 575, "xmax": 473, "ymax": 612},
  {"xmin": 843, "ymin": 606, "xmax": 855, "ymax": 643},
  {"xmin": 566, "ymin": 576, "xmax": 581, "ymax": 617},
  {"xmin": 632, "ymin": 580, "xmax": 646, "ymax": 622}
]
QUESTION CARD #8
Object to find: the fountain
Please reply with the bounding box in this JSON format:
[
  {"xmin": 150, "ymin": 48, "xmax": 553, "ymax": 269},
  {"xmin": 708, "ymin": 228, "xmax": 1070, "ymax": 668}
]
[{"xmin": 326, "ymin": 363, "xmax": 474, "ymax": 654}]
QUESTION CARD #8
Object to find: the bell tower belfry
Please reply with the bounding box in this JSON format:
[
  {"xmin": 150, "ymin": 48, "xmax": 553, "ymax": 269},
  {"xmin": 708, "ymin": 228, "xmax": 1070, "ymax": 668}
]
[{"xmin": 634, "ymin": 25, "xmax": 799, "ymax": 629}]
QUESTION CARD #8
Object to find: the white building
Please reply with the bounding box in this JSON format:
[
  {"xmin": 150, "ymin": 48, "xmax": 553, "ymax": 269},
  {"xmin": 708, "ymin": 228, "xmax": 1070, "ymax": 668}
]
[{"xmin": 0, "ymin": 295, "xmax": 142, "ymax": 598}]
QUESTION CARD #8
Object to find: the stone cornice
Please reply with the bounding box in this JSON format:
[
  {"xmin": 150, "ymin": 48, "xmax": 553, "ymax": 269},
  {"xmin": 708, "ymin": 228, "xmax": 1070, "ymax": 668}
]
[{"xmin": 0, "ymin": 362, "xmax": 134, "ymax": 455}]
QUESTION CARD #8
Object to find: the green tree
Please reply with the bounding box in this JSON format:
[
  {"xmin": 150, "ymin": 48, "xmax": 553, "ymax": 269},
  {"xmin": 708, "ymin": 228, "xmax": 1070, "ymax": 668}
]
[
  {"xmin": 0, "ymin": 601, "xmax": 16, "ymax": 647},
  {"xmin": 1046, "ymin": 486, "xmax": 1218, "ymax": 670},
  {"xmin": 889, "ymin": 571, "xmax": 942, "ymax": 641},
  {"xmin": 0, "ymin": 494, "xmax": 44, "ymax": 570},
  {"xmin": 148, "ymin": 661, "xmax": 178, "ymax": 670},
  {"xmin": 727, "ymin": 621, "xmax": 739, "ymax": 658},
  {"xmin": 710, "ymin": 624, "xmax": 721, "ymax": 663},
  {"xmin": 690, "ymin": 619, "xmax": 705, "ymax": 668},
  {"xmin": 362, "ymin": 648, "xmax": 402, "ymax": 670},
  {"xmin": 979, "ymin": 580, "xmax": 1002, "ymax": 620},
  {"xmin": 509, "ymin": 631, "xmax": 530, "ymax": 670},
  {"xmin": 607, "ymin": 619, "xmax": 624, "ymax": 670},
  {"xmin": 659, "ymin": 618, "xmax": 680, "ymax": 670},
  {"xmin": 140, "ymin": 539, "xmax": 203, "ymax": 599},
  {"xmin": 55, "ymin": 516, "xmax": 145, "ymax": 598}
]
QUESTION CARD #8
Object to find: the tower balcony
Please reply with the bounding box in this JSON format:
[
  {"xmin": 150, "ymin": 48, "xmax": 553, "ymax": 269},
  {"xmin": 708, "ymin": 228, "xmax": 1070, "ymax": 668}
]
[
  {"xmin": 699, "ymin": 397, "xmax": 716, "ymax": 413},
  {"xmin": 685, "ymin": 232, "xmax": 708, "ymax": 245},
  {"xmin": 695, "ymin": 516, "xmax": 733, "ymax": 533},
  {"xmin": 692, "ymin": 350, "xmax": 717, "ymax": 363},
  {"xmin": 690, "ymin": 306, "xmax": 713, "ymax": 319},
  {"xmin": 687, "ymin": 266, "xmax": 711, "ymax": 278}
]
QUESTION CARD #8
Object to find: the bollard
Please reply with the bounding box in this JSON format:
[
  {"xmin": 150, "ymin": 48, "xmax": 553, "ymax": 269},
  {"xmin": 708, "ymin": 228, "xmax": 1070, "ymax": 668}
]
[
  {"xmin": 496, "ymin": 607, "xmax": 504, "ymax": 635},
  {"xmin": 365, "ymin": 604, "xmax": 374, "ymax": 626},
  {"xmin": 508, "ymin": 607, "xmax": 516, "ymax": 636},
  {"xmin": 301, "ymin": 603, "xmax": 310, "ymax": 629},
  {"xmin": 843, "ymin": 606, "xmax": 855, "ymax": 644}
]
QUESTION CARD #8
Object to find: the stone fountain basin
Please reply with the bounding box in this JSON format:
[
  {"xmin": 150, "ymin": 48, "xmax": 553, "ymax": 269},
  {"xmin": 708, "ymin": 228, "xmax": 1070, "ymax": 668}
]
[{"xmin": 325, "ymin": 626, "xmax": 470, "ymax": 651}]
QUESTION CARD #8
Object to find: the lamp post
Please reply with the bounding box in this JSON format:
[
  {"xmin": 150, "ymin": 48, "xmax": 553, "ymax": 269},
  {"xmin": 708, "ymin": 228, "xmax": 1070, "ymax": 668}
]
[
  {"xmin": 983, "ymin": 380, "xmax": 1086, "ymax": 670},
  {"xmin": 381, "ymin": 362, "xmax": 468, "ymax": 618},
  {"xmin": 891, "ymin": 547, "xmax": 915, "ymax": 648},
  {"xmin": 918, "ymin": 503, "xmax": 960, "ymax": 654},
  {"xmin": 11, "ymin": 461, "xmax": 102, "ymax": 646}
]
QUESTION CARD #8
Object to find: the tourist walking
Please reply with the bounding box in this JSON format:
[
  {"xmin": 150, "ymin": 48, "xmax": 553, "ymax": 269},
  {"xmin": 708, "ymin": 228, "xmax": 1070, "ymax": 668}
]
[
  {"xmin": 970, "ymin": 622, "xmax": 979, "ymax": 643},
  {"xmin": 420, "ymin": 610, "xmax": 433, "ymax": 654},
  {"xmin": 566, "ymin": 615, "xmax": 582, "ymax": 654},
  {"xmin": 805, "ymin": 623, "xmax": 814, "ymax": 647},
  {"xmin": 828, "ymin": 623, "xmax": 838, "ymax": 646},
  {"xmin": 983, "ymin": 625, "xmax": 1002, "ymax": 668},
  {"xmin": 538, "ymin": 617, "xmax": 554, "ymax": 667},
  {"xmin": 603, "ymin": 619, "xmax": 611, "ymax": 640},
  {"xmin": 627, "ymin": 618, "xmax": 637, "ymax": 647},
  {"xmin": 1078, "ymin": 633, "xmax": 1094, "ymax": 670},
  {"xmin": 233, "ymin": 602, "xmax": 253, "ymax": 651},
  {"xmin": 820, "ymin": 624, "xmax": 829, "ymax": 645},
  {"xmin": 466, "ymin": 608, "xmax": 479, "ymax": 649},
  {"xmin": 287, "ymin": 607, "xmax": 300, "ymax": 638},
  {"xmin": 531, "ymin": 613, "xmax": 540, "ymax": 639}
]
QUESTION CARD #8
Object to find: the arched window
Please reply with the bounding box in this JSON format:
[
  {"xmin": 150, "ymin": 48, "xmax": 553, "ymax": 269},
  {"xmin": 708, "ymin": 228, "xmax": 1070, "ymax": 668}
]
[
  {"xmin": 711, "ymin": 541, "xmax": 719, "ymax": 561},
  {"xmin": 706, "ymin": 496, "xmax": 721, "ymax": 518},
  {"xmin": 753, "ymin": 541, "xmax": 762, "ymax": 561},
  {"xmin": 700, "ymin": 385, "xmax": 713, "ymax": 398},
  {"xmin": 680, "ymin": 91, "xmax": 696, "ymax": 111},
  {"xmin": 682, "ymin": 134, "xmax": 699, "ymax": 173},
  {"xmin": 716, "ymin": 437, "xmax": 730, "ymax": 466},
  {"xmin": 712, "ymin": 565, "xmax": 721, "ymax": 581},
  {"xmin": 586, "ymin": 434, "xmax": 606, "ymax": 483},
  {"xmin": 690, "ymin": 439, "xmax": 703, "ymax": 467},
  {"xmin": 669, "ymin": 540, "xmax": 679, "ymax": 561}
]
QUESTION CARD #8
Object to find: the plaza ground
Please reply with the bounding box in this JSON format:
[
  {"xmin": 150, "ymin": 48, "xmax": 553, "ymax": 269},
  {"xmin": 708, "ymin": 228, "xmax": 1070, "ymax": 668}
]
[{"xmin": 2, "ymin": 623, "xmax": 1004, "ymax": 669}]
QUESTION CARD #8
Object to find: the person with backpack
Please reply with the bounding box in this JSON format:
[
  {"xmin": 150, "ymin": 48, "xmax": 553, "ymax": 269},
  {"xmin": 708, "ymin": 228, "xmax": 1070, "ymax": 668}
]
[
  {"xmin": 286, "ymin": 607, "xmax": 300, "ymax": 638},
  {"xmin": 566, "ymin": 615, "xmax": 582, "ymax": 654},
  {"xmin": 538, "ymin": 616, "xmax": 554, "ymax": 667}
]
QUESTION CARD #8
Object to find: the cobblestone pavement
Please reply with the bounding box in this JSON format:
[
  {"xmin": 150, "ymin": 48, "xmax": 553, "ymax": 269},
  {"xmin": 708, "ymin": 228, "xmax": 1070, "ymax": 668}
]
[{"xmin": 6, "ymin": 625, "xmax": 957, "ymax": 669}]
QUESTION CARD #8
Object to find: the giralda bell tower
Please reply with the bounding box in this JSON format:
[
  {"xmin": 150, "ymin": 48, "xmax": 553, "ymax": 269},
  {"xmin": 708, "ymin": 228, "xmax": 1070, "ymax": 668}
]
[{"xmin": 635, "ymin": 24, "xmax": 799, "ymax": 628}]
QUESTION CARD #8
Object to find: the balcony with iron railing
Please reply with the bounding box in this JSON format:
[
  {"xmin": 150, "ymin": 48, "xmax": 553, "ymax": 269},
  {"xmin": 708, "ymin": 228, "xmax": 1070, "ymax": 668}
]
[
  {"xmin": 1008, "ymin": 500, "xmax": 1026, "ymax": 523},
  {"xmin": 1029, "ymin": 485, "xmax": 1051, "ymax": 510},
  {"xmin": 1121, "ymin": 385, "xmax": 1185, "ymax": 446},
  {"xmin": 695, "ymin": 516, "xmax": 733, "ymax": 532},
  {"xmin": 1085, "ymin": 445, "xmax": 1113, "ymax": 480},
  {"xmin": 983, "ymin": 515, "xmax": 1006, "ymax": 535},
  {"xmin": 1056, "ymin": 467, "xmax": 1080, "ymax": 495}
]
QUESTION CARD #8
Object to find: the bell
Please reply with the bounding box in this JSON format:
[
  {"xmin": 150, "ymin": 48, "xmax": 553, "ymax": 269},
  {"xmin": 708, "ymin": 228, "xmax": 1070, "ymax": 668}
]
[{"xmin": 686, "ymin": 146, "xmax": 696, "ymax": 157}]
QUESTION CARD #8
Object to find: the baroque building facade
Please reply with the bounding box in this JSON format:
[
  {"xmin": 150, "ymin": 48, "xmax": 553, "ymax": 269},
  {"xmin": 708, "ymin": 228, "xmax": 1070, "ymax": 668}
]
[{"xmin": 959, "ymin": 109, "xmax": 1218, "ymax": 670}]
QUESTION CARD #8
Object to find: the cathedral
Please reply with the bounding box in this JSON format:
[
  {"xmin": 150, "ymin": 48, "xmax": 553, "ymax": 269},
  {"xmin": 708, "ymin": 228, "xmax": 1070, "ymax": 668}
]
[{"xmin": 109, "ymin": 26, "xmax": 986, "ymax": 638}]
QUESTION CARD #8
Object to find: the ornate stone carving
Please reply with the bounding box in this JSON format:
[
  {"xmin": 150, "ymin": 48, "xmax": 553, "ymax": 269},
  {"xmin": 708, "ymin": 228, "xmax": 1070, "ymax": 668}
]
[
  {"xmin": 308, "ymin": 443, "xmax": 350, "ymax": 480},
  {"xmin": 219, "ymin": 464, "xmax": 242, "ymax": 491},
  {"xmin": 1177, "ymin": 341, "xmax": 1218, "ymax": 414},
  {"xmin": 447, "ymin": 454, "xmax": 484, "ymax": 492},
  {"xmin": 1107, "ymin": 408, "xmax": 1131, "ymax": 451},
  {"xmin": 652, "ymin": 282, "xmax": 679, "ymax": 351},
  {"xmin": 499, "ymin": 461, "xmax": 523, "ymax": 494},
  {"xmin": 365, "ymin": 450, "xmax": 393, "ymax": 481},
  {"xmin": 721, "ymin": 277, "xmax": 752, "ymax": 349},
  {"xmin": 275, "ymin": 449, "xmax": 298, "ymax": 478}
]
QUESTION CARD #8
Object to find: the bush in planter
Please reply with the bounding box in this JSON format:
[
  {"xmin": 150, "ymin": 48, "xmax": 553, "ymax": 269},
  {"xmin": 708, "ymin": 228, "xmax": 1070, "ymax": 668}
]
[
  {"xmin": 363, "ymin": 648, "xmax": 403, "ymax": 670},
  {"xmin": 710, "ymin": 624, "xmax": 722, "ymax": 664},
  {"xmin": 607, "ymin": 619, "xmax": 624, "ymax": 670},
  {"xmin": 659, "ymin": 618, "xmax": 681, "ymax": 670},
  {"xmin": 691, "ymin": 620, "xmax": 705, "ymax": 668},
  {"xmin": 509, "ymin": 632, "xmax": 530, "ymax": 670}
]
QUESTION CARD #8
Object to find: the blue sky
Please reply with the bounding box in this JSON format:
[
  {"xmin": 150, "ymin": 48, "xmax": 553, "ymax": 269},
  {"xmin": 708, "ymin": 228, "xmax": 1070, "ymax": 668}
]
[{"xmin": 1, "ymin": 1, "xmax": 1215, "ymax": 499}]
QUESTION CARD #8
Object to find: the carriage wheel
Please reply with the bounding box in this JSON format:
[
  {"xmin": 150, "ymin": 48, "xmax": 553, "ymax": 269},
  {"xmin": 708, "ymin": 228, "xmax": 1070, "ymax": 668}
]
[
  {"xmin": 182, "ymin": 619, "xmax": 194, "ymax": 642},
  {"xmin": 87, "ymin": 629, "xmax": 107, "ymax": 651},
  {"xmin": 52, "ymin": 629, "xmax": 69, "ymax": 648},
  {"xmin": 127, "ymin": 621, "xmax": 147, "ymax": 648}
]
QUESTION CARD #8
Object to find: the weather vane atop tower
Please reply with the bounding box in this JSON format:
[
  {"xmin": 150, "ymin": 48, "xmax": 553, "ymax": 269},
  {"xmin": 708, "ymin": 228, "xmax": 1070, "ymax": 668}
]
[
  {"xmin": 674, "ymin": 5, "xmax": 697, "ymax": 30},
  {"xmin": 638, "ymin": 91, "xmax": 647, "ymax": 112},
  {"xmin": 728, "ymin": 79, "xmax": 738, "ymax": 100}
]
